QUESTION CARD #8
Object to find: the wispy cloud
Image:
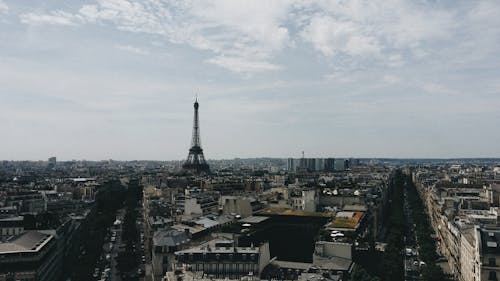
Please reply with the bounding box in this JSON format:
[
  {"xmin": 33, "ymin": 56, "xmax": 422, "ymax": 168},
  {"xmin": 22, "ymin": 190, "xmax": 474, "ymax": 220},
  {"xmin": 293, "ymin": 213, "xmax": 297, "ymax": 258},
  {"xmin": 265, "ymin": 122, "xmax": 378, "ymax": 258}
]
[
  {"xmin": 14, "ymin": 0, "xmax": 488, "ymax": 75},
  {"xmin": 206, "ymin": 56, "xmax": 281, "ymax": 73},
  {"xmin": 115, "ymin": 44, "xmax": 149, "ymax": 55},
  {"xmin": 0, "ymin": 0, "xmax": 7, "ymax": 14},
  {"xmin": 383, "ymin": 75, "xmax": 400, "ymax": 85},
  {"xmin": 4, "ymin": 0, "xmax": 500, "ymax": 158},
  {"xmin": 20, "ymin": 11, "xmax": 83, "ymax": 26},
  {"xmin": 298, "ymin": 0, "xmax": 457, "ymax": 60},
  {"xmin": 301, "ymin": 16, "xmax": 381, "ymax": 57},
  {"xmin": 74, "ymin": 0, "xmax": 290, "ymax": 73}
]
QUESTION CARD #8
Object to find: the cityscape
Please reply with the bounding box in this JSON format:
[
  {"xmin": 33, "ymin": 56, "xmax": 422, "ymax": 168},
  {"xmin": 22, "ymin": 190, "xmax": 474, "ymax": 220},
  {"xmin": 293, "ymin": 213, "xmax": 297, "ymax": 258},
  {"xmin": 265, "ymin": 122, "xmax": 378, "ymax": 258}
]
[{"xmin": 1, "ymin": 1, "xmax": 500, "ymax": 281}]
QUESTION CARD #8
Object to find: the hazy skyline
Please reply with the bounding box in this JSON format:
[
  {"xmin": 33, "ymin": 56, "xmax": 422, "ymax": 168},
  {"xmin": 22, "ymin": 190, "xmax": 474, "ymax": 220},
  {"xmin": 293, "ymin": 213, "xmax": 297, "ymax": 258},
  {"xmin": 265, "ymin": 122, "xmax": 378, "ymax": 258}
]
[{"xmin": 1, "ymin": 0, "xmax": 500, "ymax": 160}]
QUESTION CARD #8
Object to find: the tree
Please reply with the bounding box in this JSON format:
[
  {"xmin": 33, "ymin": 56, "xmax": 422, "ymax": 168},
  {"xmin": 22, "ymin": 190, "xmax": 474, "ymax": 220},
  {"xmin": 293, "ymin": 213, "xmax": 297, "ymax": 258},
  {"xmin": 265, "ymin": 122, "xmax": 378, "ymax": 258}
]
[
  {"xmin": 421, "ymin": 265, "xmax": 452, "ymax": 281},
  {"xmin": 350, "ymin": 265, "xmax": 381, "ymax": 281}
]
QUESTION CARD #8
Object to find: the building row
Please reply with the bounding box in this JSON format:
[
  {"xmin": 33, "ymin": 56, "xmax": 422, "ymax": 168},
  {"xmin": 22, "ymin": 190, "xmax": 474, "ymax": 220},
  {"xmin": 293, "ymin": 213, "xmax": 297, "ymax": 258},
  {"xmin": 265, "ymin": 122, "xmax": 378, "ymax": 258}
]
[{"xmin": 412, "ymin": 164, "xmax": 500, "ymax": 281}]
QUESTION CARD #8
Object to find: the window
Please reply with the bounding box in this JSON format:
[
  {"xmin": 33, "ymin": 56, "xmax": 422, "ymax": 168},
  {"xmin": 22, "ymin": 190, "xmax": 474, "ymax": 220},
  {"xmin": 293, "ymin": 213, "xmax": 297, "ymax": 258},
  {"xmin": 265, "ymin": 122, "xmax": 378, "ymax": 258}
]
[
  {"xmin": 489, "ymin": 271, "xmax": 497, "ymax": 281},
  {"xmin": 490, "ymin": 258, "xmax": 497, "ymax": 267}
]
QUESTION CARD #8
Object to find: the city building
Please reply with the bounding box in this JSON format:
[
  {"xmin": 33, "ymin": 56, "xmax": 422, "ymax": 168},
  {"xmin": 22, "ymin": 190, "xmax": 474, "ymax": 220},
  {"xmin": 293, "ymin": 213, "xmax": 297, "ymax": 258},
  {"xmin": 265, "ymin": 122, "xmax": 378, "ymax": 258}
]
[
  {"xmin": 0, "ymin": 230, "xmax": 61, "ymax": 281},
  {"xmin": 290, "ymin": 189, "xmax": 318, "ymax": 212},
  {"xmin": 174, "ymin": 238, "xmax": 270, "ymax": 278},
  {"xmin": 152, "ymin": 228, "xmax": 191, "ymax": 280},
  {"xmin": 48, "ymin": 157, "xmax": 56, "ymax": 169},
  {"xmin": 5, "ymin": 191, "xmax": 47, "ymax": 214},
  {"xmin": 221, "ymin": 196, "xmax": 262, "ymax": 218},
  {"xmin": 0, "ymin": 216, "xmax": 24, "ymax": 242}
]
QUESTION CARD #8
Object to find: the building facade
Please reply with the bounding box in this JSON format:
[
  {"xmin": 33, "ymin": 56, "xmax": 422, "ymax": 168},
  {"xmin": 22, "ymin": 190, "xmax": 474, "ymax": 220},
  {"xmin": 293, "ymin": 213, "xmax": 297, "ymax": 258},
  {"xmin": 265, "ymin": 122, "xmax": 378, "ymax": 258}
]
[{"xmin": 174, "ymin": 238, "xmax": 270, "ymax": 278}]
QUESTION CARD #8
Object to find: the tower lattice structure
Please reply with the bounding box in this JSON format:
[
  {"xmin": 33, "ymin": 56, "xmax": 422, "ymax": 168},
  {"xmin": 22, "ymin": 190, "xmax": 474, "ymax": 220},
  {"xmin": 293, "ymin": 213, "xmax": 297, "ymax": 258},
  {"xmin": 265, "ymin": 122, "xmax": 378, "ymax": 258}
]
[{"xmin": 183, "ymin": 98, "xmax": 210, "ymax": 173}]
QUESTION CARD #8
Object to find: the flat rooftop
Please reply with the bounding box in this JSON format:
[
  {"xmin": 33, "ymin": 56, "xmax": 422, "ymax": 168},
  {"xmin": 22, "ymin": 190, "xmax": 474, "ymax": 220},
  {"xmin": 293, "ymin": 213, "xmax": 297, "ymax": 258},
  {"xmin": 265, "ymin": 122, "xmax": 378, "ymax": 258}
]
[
  {"xmin": 0, "ymin": 231, "xmax": 53, "ymax": 254},
  {"xmin": 0, "ymin": 216, "xmax": 24, "ymax": 222},
  {"xmin": 256, "ymin": 208, "xmax": 334, "ymax": 218},
  {"xmin": 171, "ymin": 223, "xmax": 206, "ymax": 235},
  {"xmin": 239, "ymin": 216, "xmax": 270, "ymax": 224},
  {"xmin": 327, "ymin": 211, "xmax": 364, "ymax": 230},
  {"xmin": 272, "ymin": 260, "xmax": 312, "ymax": 270},
  {"xmin": 176, "ymin": 238, "xmax": 259, "ymax": 254}
]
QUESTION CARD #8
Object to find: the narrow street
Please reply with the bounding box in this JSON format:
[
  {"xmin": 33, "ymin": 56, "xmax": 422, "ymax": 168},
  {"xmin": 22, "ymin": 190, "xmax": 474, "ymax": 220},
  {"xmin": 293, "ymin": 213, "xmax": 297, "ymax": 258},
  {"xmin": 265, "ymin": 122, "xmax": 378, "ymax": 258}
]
[
  {"xmin": 95, "ymin": 180, "xmax": 145, "ymax": 281},
  {"xmin": 92, "ymin": 208, "xmax": 126, "ymax": 281},
  {"xmin": 403, "ymin": 180, "xmax": 421, "ymax": 281},
  {"xmin": 110, "ymin": 208, "xmax": 126, "ymax": 281}
]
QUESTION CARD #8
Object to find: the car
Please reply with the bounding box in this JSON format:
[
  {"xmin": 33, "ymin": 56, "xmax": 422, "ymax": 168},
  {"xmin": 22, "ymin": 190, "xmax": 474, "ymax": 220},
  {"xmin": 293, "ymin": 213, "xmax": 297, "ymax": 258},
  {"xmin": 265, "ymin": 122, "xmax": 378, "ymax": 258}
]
[
  {"xmin": 137, "ymin": 268, "xmax": 145, "ymax": 276},
  {"xmin": 405, "ymin": 248, "xmax": 413, "ymax": 257}
]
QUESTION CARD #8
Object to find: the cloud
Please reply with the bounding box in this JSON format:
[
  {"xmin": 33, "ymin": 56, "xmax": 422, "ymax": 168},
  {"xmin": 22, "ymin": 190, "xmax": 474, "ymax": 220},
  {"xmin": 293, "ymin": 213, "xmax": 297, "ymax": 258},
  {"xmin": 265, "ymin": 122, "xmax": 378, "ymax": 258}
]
[
  {"xmin": 12, "ymin": 0, "xmax": 500, "ymax": 76},
  {"xmin": 298, "ymin": 0, "xmax": 457, "ymax": 61},
  {"xmin": 421, "ymin": 82, "xmax": 459, "ymax": 97},
  {"xmin": 301, "ymin": 16, "xmax": 380, "ymax": 57},
  {"xmin": 0, "ymin": 0, "xmax": 7, "ymax": 14},
  {"xmin": 20, "ymin": 11, "xmax": 82, "ymax": 26},
  {"xmin": 206, "ymin": 56, "xmax": 281, "ymax": 73},
  {"xmin": 17, "ymin": 0, "xmax": 291, "ymax": 74},
  {"xmin": 73, "ymin": 0, "xmax": 291, "ymax": 73},
  {"xmin": 383, "ymin": 75, "xmax": 400, "ymax": 85},
  {"xmin": 115, "ymin": 44, "xmax": 149, "ymax": 55}
]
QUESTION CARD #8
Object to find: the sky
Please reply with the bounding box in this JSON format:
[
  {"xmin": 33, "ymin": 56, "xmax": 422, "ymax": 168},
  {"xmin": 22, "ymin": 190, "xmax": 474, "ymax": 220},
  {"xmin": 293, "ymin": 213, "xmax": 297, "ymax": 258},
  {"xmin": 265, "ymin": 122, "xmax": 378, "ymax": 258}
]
[{"xmin": 1, "ymin": 0, "xmax": 500, "ymax": 160}]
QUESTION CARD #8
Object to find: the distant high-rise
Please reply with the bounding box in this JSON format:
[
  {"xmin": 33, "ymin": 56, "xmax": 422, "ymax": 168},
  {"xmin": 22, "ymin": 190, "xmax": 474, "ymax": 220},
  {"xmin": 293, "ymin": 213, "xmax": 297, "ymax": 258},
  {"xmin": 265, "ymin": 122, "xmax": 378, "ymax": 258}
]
[
  {"xmin": 48, "ymin": 157, "xmax": 56, "ymax": 169},
  {"xmin": 287, "ymin": 157, "xmax": 353, "ymax": 172},
  {"xmin": 183, "ymin": 98, "xmax": 210, "ymax": 174}
]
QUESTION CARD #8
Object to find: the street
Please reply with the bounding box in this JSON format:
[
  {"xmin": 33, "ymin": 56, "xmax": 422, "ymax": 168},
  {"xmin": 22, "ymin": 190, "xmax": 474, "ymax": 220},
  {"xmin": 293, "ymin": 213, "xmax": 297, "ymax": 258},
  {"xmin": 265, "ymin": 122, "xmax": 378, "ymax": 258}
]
[{"xmin": 403, "ymin": 182, "xmax": 421, "ymax": 281}]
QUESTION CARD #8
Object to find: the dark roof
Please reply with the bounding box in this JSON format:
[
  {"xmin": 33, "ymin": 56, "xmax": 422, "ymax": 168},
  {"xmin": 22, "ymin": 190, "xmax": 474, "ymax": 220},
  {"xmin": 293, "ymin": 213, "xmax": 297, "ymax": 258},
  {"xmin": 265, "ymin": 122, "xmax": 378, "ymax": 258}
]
[{"xmin": 153, "ymin": 229, "xmax": 190, "ymax": 247}]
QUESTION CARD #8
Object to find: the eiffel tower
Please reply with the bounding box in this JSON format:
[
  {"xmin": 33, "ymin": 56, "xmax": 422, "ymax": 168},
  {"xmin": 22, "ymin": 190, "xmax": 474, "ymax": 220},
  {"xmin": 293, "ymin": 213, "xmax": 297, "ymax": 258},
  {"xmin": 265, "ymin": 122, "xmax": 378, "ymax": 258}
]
[{"xmin": 183, "ymin": 98, "xmax": 210, "ymax": 173}]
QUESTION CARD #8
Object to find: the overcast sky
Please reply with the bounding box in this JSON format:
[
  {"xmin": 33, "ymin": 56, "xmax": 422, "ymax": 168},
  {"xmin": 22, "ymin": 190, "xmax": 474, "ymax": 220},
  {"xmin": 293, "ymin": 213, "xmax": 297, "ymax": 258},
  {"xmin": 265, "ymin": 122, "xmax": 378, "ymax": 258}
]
[{"xmin": 1, "ymin": 0, "xmax": 499, "ymax": 160}]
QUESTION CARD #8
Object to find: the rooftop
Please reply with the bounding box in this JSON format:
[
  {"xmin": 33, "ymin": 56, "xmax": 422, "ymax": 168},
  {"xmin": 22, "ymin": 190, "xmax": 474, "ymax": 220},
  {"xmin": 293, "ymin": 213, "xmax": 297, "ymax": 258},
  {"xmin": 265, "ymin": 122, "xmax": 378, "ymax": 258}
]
[
  {"xmin": 171, "ymin": 223, "xmax": 206, "ymax": 235},
  {"xmin": 0, "ymin": 231, "xmax": 53, "ymax": 254},
  {"xmin": 153, "ymin": 229, "xmax": 190, "ymax": 247},
  {"xmin": 175, "ymin": 238, "xmax": 259, "ymax": 254},
  {"xmin": 0, "ymin": 216, "xmax": 24, "ymax": 222},
  {"xmin": 256, "ymin": 208, "xmax": 334, "ymax": 218},
  {"xmin": 327, "ymin": 211, "xmax": 364, "ymax": 230},
  {"xmin": 271, "ymin": 260, "xmax": 311, "ymax": 270},
  {"xmin": 239, "ymin": 216, "xmax": 270, "ymax": 224}
]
